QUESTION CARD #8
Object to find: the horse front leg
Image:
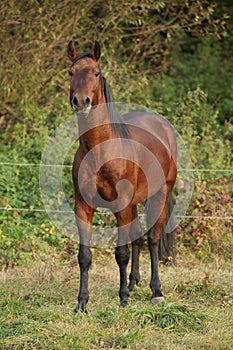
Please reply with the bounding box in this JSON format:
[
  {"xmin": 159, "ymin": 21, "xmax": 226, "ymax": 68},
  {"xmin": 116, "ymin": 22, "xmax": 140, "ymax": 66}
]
[
  {"xmin": 147, "ymin": 187, "xmax": 168, "ymax": 305},
  {"xmin": 128, "ymin": 206, "xmax": 142, "ymax": 292},
  {"xmin": 115, "ymin": 206, "xmax": 132, "ymax": 306},
  {"xmin": 74, "ymin": 199, "xmax": 94, "ymax": 313}
]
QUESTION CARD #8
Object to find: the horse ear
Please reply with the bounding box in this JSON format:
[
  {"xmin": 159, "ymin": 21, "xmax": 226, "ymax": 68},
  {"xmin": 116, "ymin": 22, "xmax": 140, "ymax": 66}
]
[
  {"xmin": 67, "ymin": 41, "xmax": 77, "ymax": 61},
  {"xmin": 91, "ymin": 41, "xmax": 101, "ymax": 61}
]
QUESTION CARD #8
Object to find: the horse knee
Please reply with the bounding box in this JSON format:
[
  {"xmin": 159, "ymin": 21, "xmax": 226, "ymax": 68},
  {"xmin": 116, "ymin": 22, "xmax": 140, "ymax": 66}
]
[
  {"xmin": 78, "ymin": 245, "xmax": 92, "ymax": 268},
  {"xmin": 115, "ymin": 245, "xmax": 130, "ymax": 267},
  {"xmin": 148, "ymin": 235, "xmax": 160, "ymax": 253}
]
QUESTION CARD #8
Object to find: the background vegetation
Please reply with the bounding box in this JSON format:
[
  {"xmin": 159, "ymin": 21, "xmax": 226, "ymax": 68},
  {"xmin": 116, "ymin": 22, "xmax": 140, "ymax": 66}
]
[
  {"xmin": 0, "ymin": 1, "xmax": 232, "ymax": 348},
  {"xmin": 1, "ymin": 0, "xmax": 232, "ymax": 265}
]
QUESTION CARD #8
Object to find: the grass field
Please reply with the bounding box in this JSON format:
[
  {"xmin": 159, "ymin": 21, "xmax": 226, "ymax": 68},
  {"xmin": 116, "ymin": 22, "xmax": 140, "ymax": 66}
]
[{"xmin": 0, "ymin": 247, "xmax": 232, "ymax": 350}]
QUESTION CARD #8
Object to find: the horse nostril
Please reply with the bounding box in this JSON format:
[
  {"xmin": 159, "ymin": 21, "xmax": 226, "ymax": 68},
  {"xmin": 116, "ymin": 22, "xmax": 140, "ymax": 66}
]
[
  {"xmin": 73, "ymin": 96, "xmax": 78, "ymax": 106},
  {"xmin": 84, "ymin": 96, "xmax": 91, "ymax": 106}
]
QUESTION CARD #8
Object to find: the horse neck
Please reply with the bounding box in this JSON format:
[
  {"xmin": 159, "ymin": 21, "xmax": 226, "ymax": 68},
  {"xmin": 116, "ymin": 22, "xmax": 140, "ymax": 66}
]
[{"xmin": 78, "ymin": 85, "xmax": 113, "ymax": 152}]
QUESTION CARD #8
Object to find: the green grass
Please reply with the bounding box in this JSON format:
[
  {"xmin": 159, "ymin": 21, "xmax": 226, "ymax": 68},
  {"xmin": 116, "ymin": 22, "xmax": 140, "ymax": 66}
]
[{"xmin": 0, "ymin": 251, "xmax": 232, "ymax": 350}]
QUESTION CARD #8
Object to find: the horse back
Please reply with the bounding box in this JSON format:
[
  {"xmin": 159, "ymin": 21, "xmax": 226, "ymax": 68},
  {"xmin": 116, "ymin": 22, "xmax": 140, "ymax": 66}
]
[{"xmin": 123, "ymin": 112, "xmax": 177, "ymax": 163}]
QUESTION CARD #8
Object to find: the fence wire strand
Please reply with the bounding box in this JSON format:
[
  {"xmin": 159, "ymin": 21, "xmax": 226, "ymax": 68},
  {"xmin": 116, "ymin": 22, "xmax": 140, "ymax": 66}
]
[
  {"xmin": 0, "ymin": 162, "xmax": 232, "ymax": 172},
  {"xmin": 0, "ymin": 207, "xmax": 232, "ymax": 220}
]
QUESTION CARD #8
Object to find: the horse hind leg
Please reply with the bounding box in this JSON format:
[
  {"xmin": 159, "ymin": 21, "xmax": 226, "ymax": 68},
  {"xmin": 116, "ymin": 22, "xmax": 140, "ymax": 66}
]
[
  {"xmin": 128, "ymin": 206, "xmax": 142, "ymax": 292},
  {"xmin": 128, "ymin": 237, "xmax": 142, "ymax": 292},
  {"xmin": 147, "ymin": 185, "xmax": 170, "ymax": 304}
]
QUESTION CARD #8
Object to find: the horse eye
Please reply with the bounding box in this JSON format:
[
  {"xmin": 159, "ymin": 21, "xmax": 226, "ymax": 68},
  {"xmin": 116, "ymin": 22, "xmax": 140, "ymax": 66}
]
[
  {"xmin": 68, "ymin": 70, "xmax": 73, "ymax": 77},
  {"xmin": 95, "ymin": 72, "xmax": 100, "ymax": 77}
]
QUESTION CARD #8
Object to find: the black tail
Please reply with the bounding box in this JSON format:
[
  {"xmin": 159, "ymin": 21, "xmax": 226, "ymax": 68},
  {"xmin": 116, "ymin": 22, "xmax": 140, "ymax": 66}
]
[{"xmin": 158, "ymin": 192, "xmax": 176, "ymax": 264}]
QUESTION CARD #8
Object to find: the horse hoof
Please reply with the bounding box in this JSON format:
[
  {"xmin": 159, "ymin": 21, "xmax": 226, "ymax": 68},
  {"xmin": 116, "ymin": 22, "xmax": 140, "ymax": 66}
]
[
  {"xmin": 120, "ymin": 300, "xmax": 128, "ymax": 307},
  {"xmin": 74, "ymin": 302, "xmax": 87, "ymax": 314},
  {"xmin": 128, "ymin": 282, "xmax": 134, "ymax": 292},
  {"xmin": 128, "ymin": 279, "xmax": 140, "ymax": 292},
  {"xmin": 74, "ymin": 304, "xmax": 79, "ymax": 313},
  {"xmin": 151, "ymin": 296, "xmax": 165, "ymax": 305}
]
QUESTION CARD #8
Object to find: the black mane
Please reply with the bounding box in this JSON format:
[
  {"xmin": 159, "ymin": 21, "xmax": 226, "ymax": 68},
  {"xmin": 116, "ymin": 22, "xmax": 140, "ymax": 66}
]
[{"xmin": 71, "ymin": 53, "xmax": 130, "ymax": 139}]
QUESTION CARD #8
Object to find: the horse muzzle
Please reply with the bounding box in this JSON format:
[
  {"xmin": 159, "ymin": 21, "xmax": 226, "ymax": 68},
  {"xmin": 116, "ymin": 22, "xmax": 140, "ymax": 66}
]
[{"xmin": 71, "ymin": 94, "xmax": 92, "ymax": 117}]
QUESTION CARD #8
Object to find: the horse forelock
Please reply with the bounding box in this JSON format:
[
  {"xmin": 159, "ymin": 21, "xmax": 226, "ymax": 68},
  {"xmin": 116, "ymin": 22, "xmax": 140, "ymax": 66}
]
[{"xmin": 71, "ymin": 52, "xmax": 93, "ymax": 66}]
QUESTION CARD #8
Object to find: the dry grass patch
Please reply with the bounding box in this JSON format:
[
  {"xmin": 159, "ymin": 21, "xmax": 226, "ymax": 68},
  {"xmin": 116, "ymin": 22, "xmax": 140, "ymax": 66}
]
[{"xmin": 0, "ymin": 251, "xmax": 232, "ymax": 350}]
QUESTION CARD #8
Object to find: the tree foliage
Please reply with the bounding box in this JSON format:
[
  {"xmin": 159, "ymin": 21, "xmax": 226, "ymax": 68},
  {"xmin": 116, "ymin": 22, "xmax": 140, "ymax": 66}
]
[{"xmin": 0, "ymin": 0, "xmax": 230, "ymax": 135}]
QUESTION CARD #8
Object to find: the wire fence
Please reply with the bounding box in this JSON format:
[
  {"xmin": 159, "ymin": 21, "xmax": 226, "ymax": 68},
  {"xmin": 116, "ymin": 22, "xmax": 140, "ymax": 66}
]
[
  {"xmin": 0, "ymin": 206, "xmax": 232, "ymax": 220},
  {"xmin": 0, "ymin": 162, "xmax": 232, "ymax": 220},
  {"xmin": 0, "ymin": 161, "xmax": 232, "ymax": 172}
]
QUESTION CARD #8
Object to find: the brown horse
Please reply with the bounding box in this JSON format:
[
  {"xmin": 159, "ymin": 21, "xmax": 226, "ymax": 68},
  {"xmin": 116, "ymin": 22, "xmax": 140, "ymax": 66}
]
[{"xmin": 67, "ymin": 41, "xmax": 177, "ymax": 312}]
